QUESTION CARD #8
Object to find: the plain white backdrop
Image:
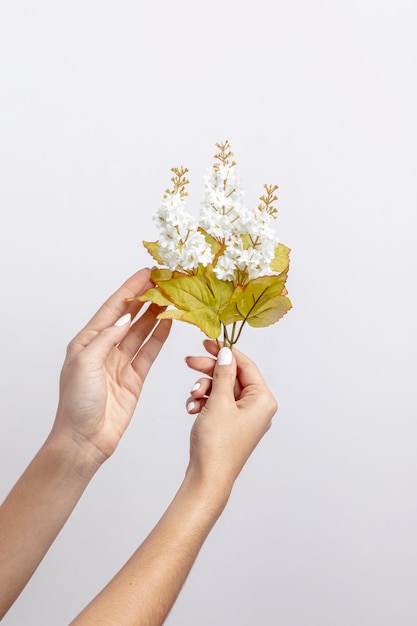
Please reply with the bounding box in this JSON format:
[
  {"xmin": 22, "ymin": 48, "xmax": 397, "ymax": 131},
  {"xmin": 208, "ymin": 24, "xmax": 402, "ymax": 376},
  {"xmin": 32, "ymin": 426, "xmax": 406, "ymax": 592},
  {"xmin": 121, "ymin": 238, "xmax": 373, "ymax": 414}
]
[{"xmin": 1, "ymin": 1, "xmax": 416, "ymax": 624}]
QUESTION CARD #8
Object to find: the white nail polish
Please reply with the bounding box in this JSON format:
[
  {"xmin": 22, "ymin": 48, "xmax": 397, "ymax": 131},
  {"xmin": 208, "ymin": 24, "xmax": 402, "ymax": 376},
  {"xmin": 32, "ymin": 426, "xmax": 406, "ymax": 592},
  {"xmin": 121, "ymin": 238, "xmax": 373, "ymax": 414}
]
[
  {"xmin": 114, "ymin": 313, "xmax": 131, "ymax": 327},
  {"xmin": 187, "ymin": 400, "xmax": 195, "ymax": 413},
  {"xmin": 217, "ymin": 346, "xmax": 232, "ymax": 365},
  {"xmin": 191, "ymin": 382, "xmax": 201, "ymax": 392}
]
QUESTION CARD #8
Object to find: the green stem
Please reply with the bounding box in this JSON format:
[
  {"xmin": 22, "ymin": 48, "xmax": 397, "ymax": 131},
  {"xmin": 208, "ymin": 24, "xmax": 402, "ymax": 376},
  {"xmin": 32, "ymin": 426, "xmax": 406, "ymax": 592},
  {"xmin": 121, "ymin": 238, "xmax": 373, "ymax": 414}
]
[
  {"xmin": 222, "ymin": 324, "xmax": 232, "ymax": 348},
  {"xmin": 230, "ymin": 322, "xmax": 237, "ymax": 345},
  {"xmin": 231, "ymin": 320, "xmax": 247, "ymax": 346}
]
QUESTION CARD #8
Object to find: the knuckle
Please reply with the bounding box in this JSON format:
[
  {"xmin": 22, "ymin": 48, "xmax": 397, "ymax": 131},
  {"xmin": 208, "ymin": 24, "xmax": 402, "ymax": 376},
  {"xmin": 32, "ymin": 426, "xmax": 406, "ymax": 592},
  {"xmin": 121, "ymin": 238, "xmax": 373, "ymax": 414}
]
[
  {"xmin": 213, "ymin": 368, "xmax": 236, "ymax": 383},
  {"xmin": 264, "ymin": 392, "xmax": 278, "ymax": 418},
  {"xmin": 65, "ymin": 338, "xmax": 77, "ymax": 357}
]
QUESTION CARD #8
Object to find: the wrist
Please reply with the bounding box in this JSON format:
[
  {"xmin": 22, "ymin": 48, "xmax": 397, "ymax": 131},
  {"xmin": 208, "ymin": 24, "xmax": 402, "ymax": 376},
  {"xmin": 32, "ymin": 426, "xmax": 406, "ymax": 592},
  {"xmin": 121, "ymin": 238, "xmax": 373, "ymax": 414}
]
[
  {"xmin": 46, "ymin": 425, "xmax": 107, "ymax": 482},
  {"xmin": 182, "ymin": 463, "xmax": 233, "ymax": 518}
]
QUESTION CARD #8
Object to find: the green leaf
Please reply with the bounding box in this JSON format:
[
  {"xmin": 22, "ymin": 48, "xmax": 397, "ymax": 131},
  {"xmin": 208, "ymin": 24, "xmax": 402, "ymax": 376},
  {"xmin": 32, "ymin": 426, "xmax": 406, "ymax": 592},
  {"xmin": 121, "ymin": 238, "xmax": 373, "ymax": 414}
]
[
  {"xmin": 197, "ymin": 228, "xmax": 224, "ymax": 258},
  {"xmin": 181, "ymin": 310, "xmax": 221, "ymax": 338},
  {"xmin": 133, "ymin": 287, "xmax": 173, "ymax": 307},
  {"xmin": 198, "ymin": 228, "xmax": 227, "ymax": 267},
  {"xmin": 156, "ymin": 309, "xmax": 185, "ymax": 321},
  {"xmin": 270, "ymin": 243, "xmax": 291, "ymax": 273},
  {"xmin": 246, "ymin": 295, "xmax": 292, "ymax": 327},
  {"xmin": 204, "ymin": 267, "xmax": 234, "ymax": 310},
  {"xmin": 150, "ymin": 268, "xmax": 173, "ymax": 282},
  {"xmin": 154, "ymin": 272, "xmax": 232, "ymax": 338},
  {"xmin": 158, "ymin": 272, "xmax": 232, "ymax": 314},
  {"xmin": 158, "ymin": 275, "xmax": 216, "ymax": 311},
  {"xmin": 158, "ymin": 308, "xmax": 221, "ymax": 339},
  {"xmin": 220, "ymin": 272, "xmax": 289, "ymax": 327},
  {"xmin": 143, "ymin": 240, "xmax": 164, "ymax": 264}
]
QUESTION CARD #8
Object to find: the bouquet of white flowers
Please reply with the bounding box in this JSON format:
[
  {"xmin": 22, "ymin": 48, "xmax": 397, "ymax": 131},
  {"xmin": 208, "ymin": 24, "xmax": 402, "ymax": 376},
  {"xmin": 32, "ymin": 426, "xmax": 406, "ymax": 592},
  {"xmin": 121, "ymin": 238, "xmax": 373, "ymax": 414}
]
[{"xmin": 131, "ymin": 140, "xmax": 292, "ymax": 347}]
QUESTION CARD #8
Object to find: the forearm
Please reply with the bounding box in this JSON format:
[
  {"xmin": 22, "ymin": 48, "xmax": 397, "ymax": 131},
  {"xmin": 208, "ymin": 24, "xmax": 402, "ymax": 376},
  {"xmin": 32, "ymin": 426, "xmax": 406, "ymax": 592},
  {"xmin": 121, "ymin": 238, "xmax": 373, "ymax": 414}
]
[
  {"xmin": 70, "ymin": 471, "xmax": 231, "ymax": 626},
  {"xmin": 0, "ymin": 430, "xmax": 101, "ymax": 618}
]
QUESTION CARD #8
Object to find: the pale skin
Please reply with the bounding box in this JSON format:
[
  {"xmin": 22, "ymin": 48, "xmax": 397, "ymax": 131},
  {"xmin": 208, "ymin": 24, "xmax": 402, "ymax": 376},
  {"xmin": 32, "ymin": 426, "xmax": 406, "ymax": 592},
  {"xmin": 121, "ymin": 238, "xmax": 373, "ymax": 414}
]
[
  {"xmin": 70, "ymin": 342, "xmax": 277, "ymax": 625},
  {"xmin": 0, "ymin": 268, "xmax": 278, "ymax": 625},
  {"xmin": 0, "ymin": 268, "xmax": 172, "ymax": 619}
]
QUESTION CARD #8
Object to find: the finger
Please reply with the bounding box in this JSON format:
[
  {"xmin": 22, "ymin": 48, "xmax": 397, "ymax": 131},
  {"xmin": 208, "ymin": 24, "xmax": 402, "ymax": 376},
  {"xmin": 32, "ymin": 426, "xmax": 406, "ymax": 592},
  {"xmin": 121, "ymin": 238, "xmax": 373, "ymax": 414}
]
[
  {"xmin": 186, "ymin": 396, "xmax": 207, "ymax": 415},
  {"xmin": 69, "ymin": 269, "xmax": 152, "ymax": 353},
  {"xmin": 87, "ymin": 269, "xmax": 152, "ymax": 330},
  {"xmin": 124, "ymin": 296, "xmax": 149, "ymax": 324},
  {"xmin": 184, "ymin": 355, "xmax": 216, "ymax": 377},
  {"xmin": 189, "ymin": 377, "xmax": 212, "ymax": 398},
  {"xmin": 131, "ymin": 318, "xmax": 172, "ymax": 381},
  {"xmin": 231, "ymin": 350, "xmax": 278, "ymax": 420},
  {"xmin": 75, "ymin": 313, "xmax": 132, "ymax": 366},
  {"xmin": 186, "ymin": 348, "xmax": 243, "ymax": 398},
  {"xmin": 119, "ymin": 303, "xmax": 165, "ymax": 360},
  {"xmin": 232, "ymin": 348, "xmax": 270, "ymax": 390},
  {"xmin": 202, "ymin": 339, "xmax": 221, "ymax": 357},
  {"xmin": 207, "ymin": 346, "xmax": 237, "ymax": 403}
]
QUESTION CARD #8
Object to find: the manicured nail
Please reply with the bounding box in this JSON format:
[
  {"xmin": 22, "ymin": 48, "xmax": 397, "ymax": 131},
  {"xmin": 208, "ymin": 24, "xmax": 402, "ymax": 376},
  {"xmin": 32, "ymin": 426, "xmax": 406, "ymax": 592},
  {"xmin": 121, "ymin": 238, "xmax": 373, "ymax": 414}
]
[
  {"xmin": 114, "ymin": 313, "xmax": 131, "ymax": 327},
  {"xmin": 217, "ymin": 346, "xmax": 233, "ymax": 365},
  {"xmin": 186, "ymin": 400, "xmax": 195, "ymax": 413},
  {"xmin": 191, "ymin": 382, "xmax": 201, "ymax": 392}
]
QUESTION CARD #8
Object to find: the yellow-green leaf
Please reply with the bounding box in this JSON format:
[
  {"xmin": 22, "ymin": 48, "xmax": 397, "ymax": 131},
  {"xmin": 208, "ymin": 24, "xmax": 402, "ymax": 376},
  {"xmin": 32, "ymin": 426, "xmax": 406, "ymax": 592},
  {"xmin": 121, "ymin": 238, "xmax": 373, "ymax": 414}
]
[
  {"xmin": 158, "ymin": 273, "xmax": 231, "ymax": 313},
  {"xmin": 197, "ymin": 228, "xmax": 224, "ymax": 258},
  {"xmin": 180, "ymin": 310, "xmax": 221, "ymax": 338},
  {"xmin": 156, "ymin": 274, "xmax": 227, "ymax": 337},
  {"xmin": 220, "ymin": 272, "xmax": 289, "ymax": 327},
  {"xmin": 157, "ymin": 309, "xmax": 185, "ymax": 321},
  {"xmin": 220, "ymin": 286, "xmax": 246, "ymax": 325},
  {"xmin": 270, "ymin": 243, "xmax": 291, "ymax": 273},
  {"xmin": 246, "ymin": 296, "xmax": 292, "ymax": 327},
  {"xmin": 134, "ymin": 287, "xmax": 172, "ymax": 307},
  {"xmin": 143, "ymin": 240, "xmax": 164, "ymax": 264},
  {"xmin": 157, "ymin": 304, "xmax": 221, "ymax": 338},
  {"xmin": 204, "ymin": 268, "xmax": 234, "ymax": 310},
  {"xmin": 150, "ymin": 268, "xmax": 173, "ymax": 282}
]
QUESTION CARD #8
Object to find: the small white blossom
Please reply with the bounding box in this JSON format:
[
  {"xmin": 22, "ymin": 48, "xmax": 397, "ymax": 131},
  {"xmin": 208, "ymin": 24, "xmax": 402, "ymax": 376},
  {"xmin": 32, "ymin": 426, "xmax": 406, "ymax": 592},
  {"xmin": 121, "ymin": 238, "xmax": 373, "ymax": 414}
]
[
  {"xmin": 200, "ymin": 164, "xmax": 247, "ymax": 241},
  {"xmin": 154, "ymin": 146, "xmax": 280, "ymax": 281},
  {"xmin": 199, "ymin": 160, "xmax": 280, "ymax": 281},
  {"xmin": 154, "ymin": 192, "xmax": 214, "ymax": 271}
]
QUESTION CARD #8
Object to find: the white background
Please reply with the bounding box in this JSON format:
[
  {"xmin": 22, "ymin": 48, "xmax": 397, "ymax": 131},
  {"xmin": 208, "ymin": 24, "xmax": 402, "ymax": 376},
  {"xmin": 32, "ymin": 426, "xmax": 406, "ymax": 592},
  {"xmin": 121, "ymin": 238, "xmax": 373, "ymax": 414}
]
[{"xmin": 1, "ymin": 1, "xmax": 416, "ymax": 624}]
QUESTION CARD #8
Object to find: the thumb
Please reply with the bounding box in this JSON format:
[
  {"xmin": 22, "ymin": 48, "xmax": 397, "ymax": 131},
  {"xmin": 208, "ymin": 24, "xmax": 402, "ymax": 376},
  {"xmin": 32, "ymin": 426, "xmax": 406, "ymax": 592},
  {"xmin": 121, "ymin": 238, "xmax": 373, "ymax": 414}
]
[{"xmin": 209, "ymin": 346, "xmax": 237, "ymax": 402}]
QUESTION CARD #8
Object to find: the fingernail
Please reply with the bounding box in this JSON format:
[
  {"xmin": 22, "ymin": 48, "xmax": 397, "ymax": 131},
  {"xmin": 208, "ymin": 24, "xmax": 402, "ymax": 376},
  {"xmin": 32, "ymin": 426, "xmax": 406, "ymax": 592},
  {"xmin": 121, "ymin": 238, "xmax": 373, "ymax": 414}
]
[
  {"xmin": 186, "ymin": 400, "xmax": 195, "ymax": 413},
  {"xmin": 190, "ymin": 382, "xmax": 200, "ymax": 392},
  {"xmin": 217, "ymin": 346, "xmax": 232, "ymax": 365},
  {"xmin": 114, "ymin": 313, "xmax": 131, "ymax": 327}
]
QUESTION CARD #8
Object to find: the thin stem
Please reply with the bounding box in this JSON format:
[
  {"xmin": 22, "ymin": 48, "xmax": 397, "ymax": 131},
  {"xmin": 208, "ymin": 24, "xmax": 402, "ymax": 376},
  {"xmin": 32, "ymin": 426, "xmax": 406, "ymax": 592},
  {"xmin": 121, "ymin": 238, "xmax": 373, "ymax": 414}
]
[
  {"xmin": 222, "ymin": 324, "xmax": 231, "ymax": 348},
  {"xmin": 230, "ymin": 322, "xmax": 237, "ymax": 345},
  {"xmin": 231, "ymin": 320, "xmax": 247, "ymax": 346}
]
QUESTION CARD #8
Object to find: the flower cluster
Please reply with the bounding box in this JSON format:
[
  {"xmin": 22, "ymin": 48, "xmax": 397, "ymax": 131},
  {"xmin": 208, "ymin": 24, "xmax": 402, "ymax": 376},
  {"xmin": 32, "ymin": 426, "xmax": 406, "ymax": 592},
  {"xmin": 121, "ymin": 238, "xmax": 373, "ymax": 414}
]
[
  {"xmin": 154, "ymin": 143, "xmax": 281, "ymax": 283},
  {"xmin": 153, "ymin": 167, "xmax": 213, "ymax": 272},
  {"xmin": 132, "ymin": 140, "xmax": 292, "ymax": 347},
  {"xmin": 200, "ymin": 146, "xmax": 280, "ymax": 282}
]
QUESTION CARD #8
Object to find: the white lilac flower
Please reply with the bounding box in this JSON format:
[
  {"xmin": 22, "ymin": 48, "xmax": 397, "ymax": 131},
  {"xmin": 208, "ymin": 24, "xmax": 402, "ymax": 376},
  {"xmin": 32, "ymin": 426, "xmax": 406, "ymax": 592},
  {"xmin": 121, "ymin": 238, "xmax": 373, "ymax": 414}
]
[
  {"xmin": 212, "ymin": 252, "xmax": 238, "ymax": 281},
  {"xmin": 154, "ymin": 192, "xmax": 214, "ymax": 272},
  {"xmin": 154, "ymin": 146, "xmax": 281, "ymax": 281},
  {"xmin": 207, "ymin": 188, "xmax": 280, "ymax": 282},
  {"xmin": 180, "ymin": 230, "xmax": 214, "ymax": 270},
  {"xmin": 200, "ymin": 164, "xmax": 247, "ymax": 241}
]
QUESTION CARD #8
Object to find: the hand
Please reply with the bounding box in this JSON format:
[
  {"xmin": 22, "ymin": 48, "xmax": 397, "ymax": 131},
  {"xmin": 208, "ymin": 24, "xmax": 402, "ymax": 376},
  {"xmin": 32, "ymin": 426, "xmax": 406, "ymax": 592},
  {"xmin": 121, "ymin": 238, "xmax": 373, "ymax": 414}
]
[
  {"xmin": 184, "ymin": 341, "xmax": 277, "ymax": 495},
  {"xmin": 51, "ymin": 268, "xmax": 171, "ymax": 464}
]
